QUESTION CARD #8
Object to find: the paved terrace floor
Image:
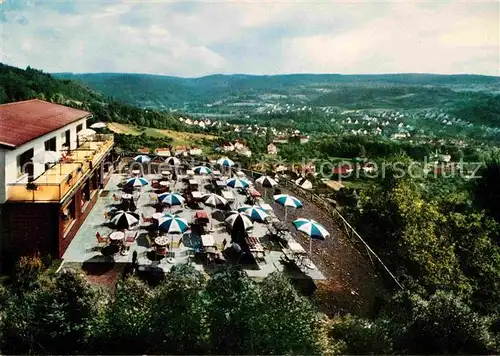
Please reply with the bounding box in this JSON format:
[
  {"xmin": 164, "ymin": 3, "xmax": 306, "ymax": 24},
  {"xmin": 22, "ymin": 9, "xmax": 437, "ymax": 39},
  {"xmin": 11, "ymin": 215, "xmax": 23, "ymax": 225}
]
[{"xmin": 62, "ymin": 172, "xmax": 325, "ymax": 280}]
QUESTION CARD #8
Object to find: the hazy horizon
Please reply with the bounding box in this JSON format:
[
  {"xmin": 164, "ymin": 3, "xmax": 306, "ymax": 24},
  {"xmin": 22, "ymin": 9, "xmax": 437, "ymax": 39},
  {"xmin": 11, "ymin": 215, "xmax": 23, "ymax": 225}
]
[{"xmin": 1, "ymin": 0, "xmax": 498, "ymax": 77}]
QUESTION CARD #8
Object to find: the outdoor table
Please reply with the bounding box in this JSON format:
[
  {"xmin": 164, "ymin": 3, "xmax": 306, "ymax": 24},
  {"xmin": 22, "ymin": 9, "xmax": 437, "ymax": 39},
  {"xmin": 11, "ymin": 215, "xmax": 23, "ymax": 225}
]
[
  {"xmin": 221, "ymin": 190, "xmax": 235, "ymax": 201},
  {"xmin": 159, "ymin": 181, "xmax": 169, "ymax": 188},
  {"xmin": 246, "ymin": 236, "xmax": 265, "ymax": 253},
  {"xmin": 121, "ymin": 193, "xmax": 133, "ymax": 201},
  {"xmin": 161, "ymin": 170, "xmax": 171, "ymax": 176},
  {"xmin": 188, "ymin": 179, "xmax": 198, "ymax": 186},
  {"xmin": 109, "ymin": 231, "xmax": 125, "ymax": 242},
  {"xmin": 236, "ymin": 171, "xmax": 245, "ymax": 177},
  {"xmin": 191, "ymin": 191, "xmax": 203, "ymax": 199},
  {"xmin": 201, "ymin": 234, "xmax": 215, "ymax": 247},
  {"xmin": 212, "ymin": 170, "xmax": 221, "ymax": 176},
  {"xmin": 288, "ymin": 241, "xmax": 307, "ymax": 254},
  {"xmin": 155, "ymin": 236, "xmax": 169, "ymax": 246},
  {"xmin": 215, "ymin": 180, "xmax": 226, "ymax": 188},
  {"xmin": 187, "ymin": 170, "xmax": 195, "ymax": 176},
  {"xmin": 131, "ymin": 170, "xmax": 141, "ymax": 176}
]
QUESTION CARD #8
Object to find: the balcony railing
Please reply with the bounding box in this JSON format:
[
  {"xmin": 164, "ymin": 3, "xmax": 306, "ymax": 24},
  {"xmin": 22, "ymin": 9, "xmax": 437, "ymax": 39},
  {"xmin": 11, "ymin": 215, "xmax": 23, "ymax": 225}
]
[{"xmin": 7, "ymin": 134, "xmax": 114, "ymax": 202}]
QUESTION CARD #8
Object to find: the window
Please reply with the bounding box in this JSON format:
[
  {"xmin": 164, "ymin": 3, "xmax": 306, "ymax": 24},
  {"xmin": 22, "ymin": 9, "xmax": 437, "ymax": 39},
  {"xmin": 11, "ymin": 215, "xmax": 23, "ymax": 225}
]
[
  {"xmin": 62, "ymin": 198, "xmax": 76, "ymax": 233},
  {"xmin": 44, "ymin": 137, "xmax": 57, "ymax": 152},
  {"xmin": 76, "ymin": 124, "xmax": 83, "ymax": 133},
  {"xmin": 61, "ymin": 130, "xmax": 70, "ymax": 152},
  {"xmin": 17, "ymin": 148, "xmax": 34, "ymax": 179}
]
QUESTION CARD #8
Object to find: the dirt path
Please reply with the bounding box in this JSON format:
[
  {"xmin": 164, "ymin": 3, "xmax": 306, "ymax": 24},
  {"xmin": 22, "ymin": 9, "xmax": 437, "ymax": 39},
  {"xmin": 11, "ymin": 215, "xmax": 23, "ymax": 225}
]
[{"xmin": 259, "ymin": 186, "xmax": 385, "ymax": 316}]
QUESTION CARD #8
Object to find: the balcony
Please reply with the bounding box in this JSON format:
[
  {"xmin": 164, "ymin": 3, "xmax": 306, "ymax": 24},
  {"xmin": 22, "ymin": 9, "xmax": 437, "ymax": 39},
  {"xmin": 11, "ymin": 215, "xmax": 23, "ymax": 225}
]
[{"xmin": 7, "ymin": 134, "xmax": 114, "ymax": 202}]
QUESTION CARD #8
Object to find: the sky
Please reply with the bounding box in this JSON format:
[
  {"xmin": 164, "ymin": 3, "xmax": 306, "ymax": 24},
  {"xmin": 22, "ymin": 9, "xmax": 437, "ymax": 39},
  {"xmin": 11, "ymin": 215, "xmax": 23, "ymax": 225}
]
[{"xmin": 0, "ymin": 0, "xmax": 498, "ymax": 77}]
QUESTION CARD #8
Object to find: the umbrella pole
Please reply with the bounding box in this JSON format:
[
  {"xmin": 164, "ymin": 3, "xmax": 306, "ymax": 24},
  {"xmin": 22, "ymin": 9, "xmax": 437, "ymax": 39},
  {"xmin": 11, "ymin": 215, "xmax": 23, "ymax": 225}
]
[
  {"xmin": 309, "ymin": 236, "xmax": 312, "ymax": 255},
  {"xmin": 284, "ymin": 207, "xmax": 287, "ymax": 224}
]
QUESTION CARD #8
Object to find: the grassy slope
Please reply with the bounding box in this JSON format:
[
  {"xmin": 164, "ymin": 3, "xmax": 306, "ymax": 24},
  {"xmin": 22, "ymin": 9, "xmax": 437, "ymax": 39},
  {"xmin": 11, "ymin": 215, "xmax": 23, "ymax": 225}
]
[{"xmin": 108, "ymin": 122, "xmax": 217, "ymax": 148}]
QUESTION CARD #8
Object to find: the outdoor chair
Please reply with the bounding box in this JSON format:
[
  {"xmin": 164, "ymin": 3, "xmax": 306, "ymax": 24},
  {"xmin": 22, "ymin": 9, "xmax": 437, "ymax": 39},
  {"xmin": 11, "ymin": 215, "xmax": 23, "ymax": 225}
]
[
  {"xmin": 95, "ymin": 232, "xmax": 110, "ymax": 249},
  {"xmin": 112, "ymin": 193, "xmax": 120, "ymax": 202},
  {"xmin": 142, "ymin": 214, "xmax": 154, "ymax": 224}
]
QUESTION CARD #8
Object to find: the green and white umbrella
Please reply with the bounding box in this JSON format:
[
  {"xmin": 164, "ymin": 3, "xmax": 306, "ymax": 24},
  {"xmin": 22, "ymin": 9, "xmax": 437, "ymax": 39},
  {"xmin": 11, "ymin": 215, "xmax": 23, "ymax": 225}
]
[
  {"xmin": 216, "ymin": 157, "xmax": 234, "ymax": 167},
  {"xmin": 293, "ymin": 218, "xmax": 329, "ymax": 254},
  {"xmin": 255, "ymin": 175, "xmax": 278, "ymax": 198},
  {"xmin": 273, "ymin": 194, "xmax": 303, "ymax": 223},
  {"xmin": 166, "ymin": 157, "xmax": 181, "ymax": 166},
  {"xmin": 226, "ymin": 177, "xmax": 250, "ymax": 189},
  {"xmin": 193, "ymin": 166, "xmax": 212, "ymax": 175},
  {"xmin": 238, "ymin": 205, "xmax": 269, "ymax": 222},
  {"xmin": 125, "ymin": 177, "xmax": 149, "ymax": 187},
  {"xmin": 158, "ymin": 192, "xmax": 185, "ymax": 206}
]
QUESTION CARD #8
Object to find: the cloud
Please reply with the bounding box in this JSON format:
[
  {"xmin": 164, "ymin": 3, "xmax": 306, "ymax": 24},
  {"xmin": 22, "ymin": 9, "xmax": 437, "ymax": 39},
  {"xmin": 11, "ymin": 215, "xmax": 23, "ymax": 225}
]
[{"xmin": 0, "ymin": 0, "xmax": 498, "ymax": 76}]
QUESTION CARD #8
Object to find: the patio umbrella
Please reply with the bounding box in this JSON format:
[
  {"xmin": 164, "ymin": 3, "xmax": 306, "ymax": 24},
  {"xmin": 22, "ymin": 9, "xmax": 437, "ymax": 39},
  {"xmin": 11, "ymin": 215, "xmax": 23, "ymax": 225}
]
[
  {"xmin": 166, "ymin": 157, "xmax": 181, "ymax": 166},
  {"xmin": 158, "ymin": 192, "xmax": 185, "ymax": 207},
  {"xmin": 33, "ymin": 151, "xmax": 62, "ymax": 182},
  {"xmin": 158, "ymin": 215, "xmax": 189, "ymax": 254},
  {"xmin": 216, "ymin": 157, "xmax": 234, "ymax": 167},
  {"xmin": 295, "ymin": 177, "xmax": 313, "ymax": 190},
  {"xmin": 111, "ymin": 210, "xmax": 139, "ymax": 229},
  {"xmin": 125, "ymin": 177, "xmax": 149, "ymax": 188},
  {"xmin": 193, "ymin": 166, "xmax": 212, "ymax": 175},
  {"xmin": 273, "ymin": 194, "xmax": 303, "ymax": 223},
  {"xmin": 293, "ymin": 218, "xmax": 330, "ymax": 254},
  {"xmin": 158, "ymin": 215, "xmax": 189, "ymax": 234},
  {"xmin": 134, "ymin": 155, "xmax": 151, "ymax": 163},
  {"xmin": 201, "ymin": 193, "xmax": 227, "ymax": 207},
  {"xmin": 238, "ymin": 205, "xmax": 269, "ymax": 222},
  {"xmin": 225, "ymin": 211, "xmax": 253, "ymax": 230},
  {"xmin": 226, "ymin": 177, "xmax": 250, "ymax": 189},
  {"xmin": 90, "ymin": 122, "xmax": 107, "ymax": 129},
  {"xmin": 255, "ymin": 175, "xmax": 278, "ymax": 198},
  {"xmin": 77, "ymin": 128, "xmax": 96, "ymax": 137}
]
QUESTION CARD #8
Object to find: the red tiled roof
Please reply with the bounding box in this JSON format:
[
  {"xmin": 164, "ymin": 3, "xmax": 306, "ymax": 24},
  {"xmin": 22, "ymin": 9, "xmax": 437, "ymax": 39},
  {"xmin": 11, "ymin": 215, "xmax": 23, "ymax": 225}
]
[{"xmin": 0, "ymin": 99, "xmax": 91, "ymax": 149}]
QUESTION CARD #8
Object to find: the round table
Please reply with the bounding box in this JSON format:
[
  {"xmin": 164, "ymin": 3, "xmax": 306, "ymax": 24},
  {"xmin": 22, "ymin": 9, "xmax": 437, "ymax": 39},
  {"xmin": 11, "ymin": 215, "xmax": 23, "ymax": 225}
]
[
  {"xmin": 109, "ymin": 231, "xmax": 125, "ymax": 241},
  {"xmin": 155, "ymin": 236, "xmax": 169, "ymax": 246},
  {"xmin": 131, "ymin": 170, "xmax": 141, "ymax": 176},
  {"xmin": 161, "ymin": 171, "xmax": 171, "ymax": 176},
  {"xmin": 121, "ymin": 193, "xmax": 133, "ymax": 200},
  {"xmin": 159, "ymin": 181, "xmax": 169, "ymax": 187}
]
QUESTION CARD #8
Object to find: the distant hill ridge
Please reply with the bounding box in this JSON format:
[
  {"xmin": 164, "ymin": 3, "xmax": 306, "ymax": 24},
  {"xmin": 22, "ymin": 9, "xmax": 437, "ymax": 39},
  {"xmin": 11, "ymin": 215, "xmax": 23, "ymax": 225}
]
[{"xmin": 53, "ymin": 72, "xmax": 500, "ymax": 108}]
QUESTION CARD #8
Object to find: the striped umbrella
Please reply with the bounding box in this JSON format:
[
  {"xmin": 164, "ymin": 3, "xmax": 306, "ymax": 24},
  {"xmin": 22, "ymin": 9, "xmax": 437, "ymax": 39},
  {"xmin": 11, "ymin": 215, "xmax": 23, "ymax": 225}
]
[
  {"xmin": 255, "ymin": 175, "xmax": 278, "ymax": 188},
  {"xmin": 193, "ymin": 166, "xmax": 212, "ymax": 175},
  {"xmin": 216, "ymin": 157, "xmax": 234, "ymax": 167},
  {"xmin": 255, "ymin": 175, "xmax": 278, "ymax": 198},
  {"xmin": 225, "ymin": 211, "xmax": 253, "ymax": 230},
  {"xmin": 293, "ymin": 218, "xmax": 330, "ymax": 254},
  {"xmin": 134, "ymin": 155, "xmax": 151, "ymax": 163},
  {"xmin": 201, "ymin": 193, "xmax": 227, "ymax": 207},
  {"xmin": 111, "ymin": 210, "xmax": 139, "ymax": 229},
  {"xmin": 273, "ymin": 194, "xmax": 303, "ymax": 223},
  {"xmin": 158, "ymin": 192, "xmax": 185, "ymax": 206},
  {"xmin": 238, "ymin": 205, "xmax": 268, "ymax": 222},
  {"xmin": 226, "ymin": 178, "xmax": 250, "ymax": 189},
  {"xmin": 125, "ymin": 177, "xmax": 149, "ymax": 187},
  {"xmin": 166, "ymin": 157, "xmax": 181, "ymax": 166},
  {"xmin": 158, "ymin": 215, "xmax": 189, "ymax": 234}
]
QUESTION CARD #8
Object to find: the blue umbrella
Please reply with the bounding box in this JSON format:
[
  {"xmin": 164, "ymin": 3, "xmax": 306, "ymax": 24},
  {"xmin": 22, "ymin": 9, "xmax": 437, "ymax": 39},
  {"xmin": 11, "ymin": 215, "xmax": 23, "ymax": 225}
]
[
  {"xmin": 158, "ymin": 192, "xmax": 185, "ymax": 206},
  {"xmin": 193, "ymin": 166, "xmax": 212, "ymax": 175},
  {"xmin": 226, "ymin": 178, "xmax": 250, "ymax": 189},
  {"xmin": 293, "ymin": 218, "xmax": 330, "ymax": 254},
  {"xmin": 134, "ymin": 155, "xmax": 151, "ymax": 163},
  {"xmin": 238, "ymin": 205, "xmax": 269, "ymax": 222},
  {"xmin": 216, "ymin": 157, "xmax": 234, "ymax": 167},
  {"xmin": 273, "ymin": 194, "xmax": 303, "ymax": 223},
  {"xmin": 125, "ymin": 177, "xmax": 149, "ymax": 187}
]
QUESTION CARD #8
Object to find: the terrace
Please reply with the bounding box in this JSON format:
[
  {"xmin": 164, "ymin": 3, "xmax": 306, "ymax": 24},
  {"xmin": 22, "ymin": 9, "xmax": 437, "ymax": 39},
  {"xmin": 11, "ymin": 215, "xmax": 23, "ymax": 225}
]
[
  {"xmin": 7, "ymin": 134, "xmax": 114, "ymax": 202},
  {"xmin": 62, "ymin": 166, "xmax": 325, "ymax": 280}
]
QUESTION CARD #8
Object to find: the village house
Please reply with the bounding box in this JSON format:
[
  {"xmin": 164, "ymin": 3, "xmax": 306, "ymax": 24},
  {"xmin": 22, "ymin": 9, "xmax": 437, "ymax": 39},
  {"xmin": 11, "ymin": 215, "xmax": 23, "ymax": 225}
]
[
  {"xmin": 267, "ymin": 143, "xmax": 278, "ymax": 155},
  {"xmin": 155, "ymin": 147, "xmax": 171, "ymax": 157},
  {"xmin": 189, "ymin": 146, "xmax": 203, "ymax": 156},
  {"xmin": 137, "ymin": 147, "xmax": 150, "ymax": 154},
  {"xmin": 173, "ymin": 145, "xmax": 188, "ymax": 156},
  {"xmin": 221, "ymin": 142, "xmax": 235, "ymax": 152}
]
